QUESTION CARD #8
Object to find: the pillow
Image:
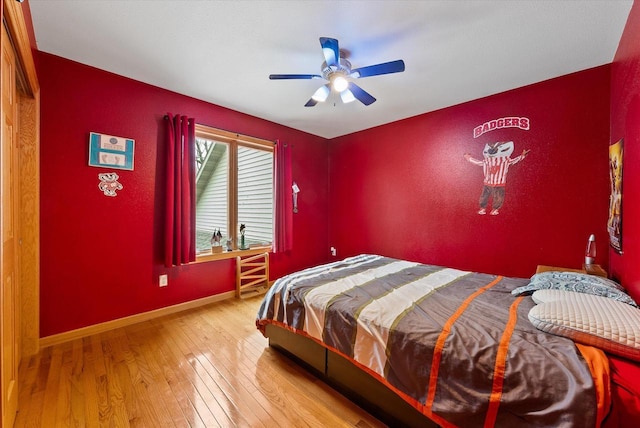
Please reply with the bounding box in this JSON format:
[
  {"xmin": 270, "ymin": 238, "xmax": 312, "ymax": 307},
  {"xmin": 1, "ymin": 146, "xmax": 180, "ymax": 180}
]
[
  {"xmin": 531, "ymin": 289, "xmax": 566, "ymax": 305},
  {"xmin": 511, "ymin": 271, "xmax": 637, "ymax": 307},
  {"xmin": 529, "ymin": 271, "xmax": 626, "ymax": 291},
  {"xmin": 528, "ymin": 290, "xmax": 640, "ymax": 361},
  {"xmin": 527, "ymin": 279, "xmax": 637, "ymax": 307}
]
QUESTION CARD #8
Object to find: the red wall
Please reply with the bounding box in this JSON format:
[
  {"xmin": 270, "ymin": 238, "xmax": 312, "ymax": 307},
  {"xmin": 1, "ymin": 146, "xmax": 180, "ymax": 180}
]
[
  {"xmin": 38, "ymin": 40, "xmax": 619, "ymax": 336},
  {"xmin": 37, "ymin": 52, "xmax": 329, "ymax": 337},
  {"xmin": 328, "ymin": 66, "xmax": 611, "ymax": 279},
  {"xmin": 610, "ymin": 1, "xmax": 640, "ymax": 303}
]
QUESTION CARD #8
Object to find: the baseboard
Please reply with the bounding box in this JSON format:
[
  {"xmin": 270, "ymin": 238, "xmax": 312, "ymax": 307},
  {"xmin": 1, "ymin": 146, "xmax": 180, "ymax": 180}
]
[{"xmin": 39, "ymin": 290, "xmax": 236, "ymax": 348}]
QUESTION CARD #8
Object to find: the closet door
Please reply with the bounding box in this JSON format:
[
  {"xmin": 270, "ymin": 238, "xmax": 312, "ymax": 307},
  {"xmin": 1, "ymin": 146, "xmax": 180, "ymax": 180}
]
[{"xmin": 1, "ymin": 23, "xmax": 19, "ymax": 428}]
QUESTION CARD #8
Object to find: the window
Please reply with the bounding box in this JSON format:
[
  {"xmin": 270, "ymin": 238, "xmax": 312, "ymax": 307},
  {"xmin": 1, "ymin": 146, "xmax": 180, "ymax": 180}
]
[{"xmin": 194, "ymin": 124, "xmax": 274, "ymax": 255}]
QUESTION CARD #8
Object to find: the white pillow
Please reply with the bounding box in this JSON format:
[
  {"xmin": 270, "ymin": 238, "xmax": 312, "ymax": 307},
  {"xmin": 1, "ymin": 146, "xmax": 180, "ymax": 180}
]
[
  {"xmin": 531, "ymin": 289, "xmax": 577, "ymax": 305},
  {"xmin": 528, "ymin": 290, "xmax": 640, "ymax": 361}
]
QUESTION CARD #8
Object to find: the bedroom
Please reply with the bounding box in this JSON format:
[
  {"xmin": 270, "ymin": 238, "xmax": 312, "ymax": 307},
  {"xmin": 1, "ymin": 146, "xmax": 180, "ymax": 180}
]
[{"xmin": 2, "ymin": 0, "xmax": 640, "ymax": 426}]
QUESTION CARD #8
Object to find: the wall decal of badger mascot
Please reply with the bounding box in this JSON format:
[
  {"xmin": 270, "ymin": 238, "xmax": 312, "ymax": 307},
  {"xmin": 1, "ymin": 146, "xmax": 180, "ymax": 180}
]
[{"xmin": 464, "ymin": 141, "xmax": 530, "ymax": 215}]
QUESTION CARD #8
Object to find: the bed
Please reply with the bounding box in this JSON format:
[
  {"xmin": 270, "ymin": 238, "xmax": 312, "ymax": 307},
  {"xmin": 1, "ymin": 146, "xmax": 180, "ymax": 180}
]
[{"xmin": 256, "ymin": 254, "xmax": 640, "ymax": 427}]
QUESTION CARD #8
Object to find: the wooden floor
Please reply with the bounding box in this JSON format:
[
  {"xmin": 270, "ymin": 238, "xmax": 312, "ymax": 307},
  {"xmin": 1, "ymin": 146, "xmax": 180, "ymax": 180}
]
[{"xmin": 14, "ymin": 296, "xmax": 386, "ymax": 427}]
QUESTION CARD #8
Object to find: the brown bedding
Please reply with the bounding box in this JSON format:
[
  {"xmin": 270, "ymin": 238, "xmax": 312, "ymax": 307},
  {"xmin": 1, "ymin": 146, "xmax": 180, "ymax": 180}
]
[{"xmin": 256, "ymin": 255, "xmax": 610, "ymax": 427}]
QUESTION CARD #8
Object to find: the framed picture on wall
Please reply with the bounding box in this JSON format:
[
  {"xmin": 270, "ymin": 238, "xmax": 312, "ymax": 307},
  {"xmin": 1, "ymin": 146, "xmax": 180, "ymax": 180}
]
[
  {"xmin": 608, "ymin": 139, "xmax": 623, "ymax": 254},
  {"xmin": 88, "ymin": 132, "xmax": 135, "ymax": 170}
]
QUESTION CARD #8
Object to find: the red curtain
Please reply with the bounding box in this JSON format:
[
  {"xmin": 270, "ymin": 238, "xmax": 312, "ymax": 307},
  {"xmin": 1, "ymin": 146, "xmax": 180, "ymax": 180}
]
[
  {"xmin": 273, "ymin": 140, "xmax": 293, "ymax": 253},
  {"xmin": 164, "ymin": 114, "xmax": 196, "ymax": 267}
]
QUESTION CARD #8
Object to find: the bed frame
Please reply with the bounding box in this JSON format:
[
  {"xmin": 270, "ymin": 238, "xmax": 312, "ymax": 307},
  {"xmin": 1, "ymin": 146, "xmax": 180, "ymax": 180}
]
[{"xmin": 265, "ymin": 324, "xmax": 438, "ymax": 427}]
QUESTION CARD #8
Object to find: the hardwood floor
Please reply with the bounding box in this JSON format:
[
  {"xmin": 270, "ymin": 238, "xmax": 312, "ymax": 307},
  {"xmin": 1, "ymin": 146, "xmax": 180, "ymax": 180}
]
[{"xmin": 14, "ymin": 297, "xmax": 386, "ymax": 427}]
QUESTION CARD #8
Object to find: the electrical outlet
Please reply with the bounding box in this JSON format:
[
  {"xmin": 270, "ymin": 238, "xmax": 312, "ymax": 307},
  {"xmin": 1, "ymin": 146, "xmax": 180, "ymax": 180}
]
[
  {"xmin": 159, "ymin": 274, "xmax": 168, "ymax": 287},
  {"xmin": 331, "ymin": 247, "xmax": 337, "ymax": 257}
]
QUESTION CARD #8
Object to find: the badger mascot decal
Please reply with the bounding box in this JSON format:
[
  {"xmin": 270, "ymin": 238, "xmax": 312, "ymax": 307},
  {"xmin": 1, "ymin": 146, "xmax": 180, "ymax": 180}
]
[{"xmin": 464, "ymin": 141, "xmax": 530, "ymax": 215}]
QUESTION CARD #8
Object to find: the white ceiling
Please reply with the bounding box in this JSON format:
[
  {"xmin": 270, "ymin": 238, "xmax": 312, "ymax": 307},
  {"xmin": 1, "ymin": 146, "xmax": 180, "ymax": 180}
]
[{"xmin": 29, "ymin": 0, "xmax": 632, "ymax": 139}]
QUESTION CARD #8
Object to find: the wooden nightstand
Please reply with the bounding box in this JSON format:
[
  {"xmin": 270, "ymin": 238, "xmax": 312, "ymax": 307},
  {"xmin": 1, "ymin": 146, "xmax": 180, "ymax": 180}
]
[
  {"xmin": 582, "ymin": 264, "xmax": 608, "ymax": 277},
  {"xmin": 535, "ymin": 264, "xmax": 608, "ymax": 278}
]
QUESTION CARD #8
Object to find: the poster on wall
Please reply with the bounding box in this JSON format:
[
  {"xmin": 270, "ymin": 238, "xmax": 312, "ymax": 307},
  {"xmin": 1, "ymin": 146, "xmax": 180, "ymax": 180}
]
[
  {"xmin": 88, "ymin": 132, "xmax": 135, "ymax": 170},
  {"xmin": 464, "ymin": 116, "xmax": 531, "ymax": 216},
  {"xmin": 608, "ymin": 139, "xmax": 623, "ymax": 254}
]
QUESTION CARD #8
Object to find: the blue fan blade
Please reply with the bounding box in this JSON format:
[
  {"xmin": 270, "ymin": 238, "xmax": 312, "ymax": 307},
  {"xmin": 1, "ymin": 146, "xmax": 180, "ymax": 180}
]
[
  {"xmin": 269, "ymin": 74, "xmax": 322, "ymax": 80},
  {"xmin": 320, "ymin": 37, "xmax": 340, "ymax": 68},
  {"xmin": 304, "ymin": 98, "xmax": 318, "ymax": 107},
  {"xmin": 351, "ymin": 60, "xmax": 405, "ymax": 78},
  {"xmin": 347, "ymin": 82, "xmax": 376, "ymax": 106}
]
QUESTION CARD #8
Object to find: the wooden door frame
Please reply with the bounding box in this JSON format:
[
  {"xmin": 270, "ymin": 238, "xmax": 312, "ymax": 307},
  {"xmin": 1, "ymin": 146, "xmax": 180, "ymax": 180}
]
[
  {"xmin": 2, "ymin": 0, "xmax": 40, "ymax": 358},
  {"xmin": 1, "ymin": 0, "xmax": 40, "ymax": 422},
  {"xmin": 2, "ymin": 21, "xmax": 19, "ymax": 428}
]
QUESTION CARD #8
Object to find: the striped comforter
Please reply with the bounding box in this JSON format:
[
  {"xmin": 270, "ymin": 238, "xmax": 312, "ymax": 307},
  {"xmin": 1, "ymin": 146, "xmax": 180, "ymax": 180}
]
[{"xmin": 256, "ymin": 255, "xmax": 608, "ymax": 428}]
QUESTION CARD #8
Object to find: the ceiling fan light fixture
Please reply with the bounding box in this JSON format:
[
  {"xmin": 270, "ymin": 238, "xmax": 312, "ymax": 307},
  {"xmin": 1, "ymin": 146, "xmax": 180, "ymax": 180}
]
[
  {"xmin": 269, "ymin": 37, "xmax": 405, "ymax": 107},
  {"xmin": 311, "ymin": 85, "xmax": 330, "ymax": 102},
  {"xmin": 340, "ymin": 89, "xmax": 356, "ymax": 104},
  {"xmin": 332, "ymin": 75, "xmax": 349, "ymax": 93}
]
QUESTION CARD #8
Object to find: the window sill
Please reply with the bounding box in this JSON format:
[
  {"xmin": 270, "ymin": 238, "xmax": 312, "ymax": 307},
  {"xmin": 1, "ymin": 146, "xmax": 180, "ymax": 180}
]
[{"xmin": 195, "ymin": 246, "xmax": 271, "ymax": 263}]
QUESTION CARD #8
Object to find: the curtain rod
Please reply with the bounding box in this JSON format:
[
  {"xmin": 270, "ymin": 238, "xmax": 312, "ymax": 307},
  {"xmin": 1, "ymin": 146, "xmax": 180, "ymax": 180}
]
[{"xmin": 163, "ymin": 114, "xmax": 279, "ymax": 145}]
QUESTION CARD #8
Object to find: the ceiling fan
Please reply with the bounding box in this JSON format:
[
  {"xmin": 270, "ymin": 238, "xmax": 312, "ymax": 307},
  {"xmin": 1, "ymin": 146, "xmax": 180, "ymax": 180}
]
[{"xmin": 269, "ymin": 37, "xmax": 405, "ymax": 107}]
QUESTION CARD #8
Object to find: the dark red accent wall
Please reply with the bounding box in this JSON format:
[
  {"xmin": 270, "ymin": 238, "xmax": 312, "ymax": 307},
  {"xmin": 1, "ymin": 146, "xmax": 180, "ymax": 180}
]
[
  {"xmin": 39, "ymin": 40, "xmax": 619, "ymax": 336},
  {"xmin": 610, "ymin": 1, "xmax": 640, "ymax": 303},
  {"xmin": 328, "ymin": 66, "xmax": 611, "ymax": 279},
  {"xmin": 38, "ymin": 52, "xmax": 329, "ymax": 337}
]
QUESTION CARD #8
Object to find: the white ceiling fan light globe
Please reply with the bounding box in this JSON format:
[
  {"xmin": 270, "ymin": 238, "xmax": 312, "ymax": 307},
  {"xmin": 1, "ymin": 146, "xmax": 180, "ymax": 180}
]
[
  {"xmin": 340, "ymin": 89, "xmax": 356, "ymax": 103},
  {"xmin": 311, "ymin": 85, "xmax": 330, "ymax": 102},
  {"xmin": 332, "ymin": 75, "xmax": 349, "ymax": 93}
]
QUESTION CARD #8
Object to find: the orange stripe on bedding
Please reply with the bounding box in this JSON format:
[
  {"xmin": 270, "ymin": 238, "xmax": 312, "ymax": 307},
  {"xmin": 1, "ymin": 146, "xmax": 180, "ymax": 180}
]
[
  {"xmin": 575, "ymin": 343, "xmax": 611, "ymax": 428},
  {"xmin": 483, "ymin": 295, "xmax": 525, "ymax": 428},
  {"xmin": 424, "ymin": 276, "xmax": 504, "ymax": 414}
]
